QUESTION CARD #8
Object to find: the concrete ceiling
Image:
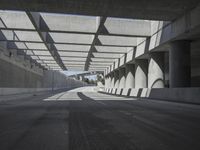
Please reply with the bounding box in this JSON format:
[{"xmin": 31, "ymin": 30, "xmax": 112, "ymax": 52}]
[
  {"xmin": 0, "ymin": 10, "xmax": 151, "ymax": 71},
  {"xmin": 0, "ymin": 0, "xmax": 199, "ymax": 71},
  {"xmin": 0, "ymin": 0, "xmax": 199, "ymax": 20}
]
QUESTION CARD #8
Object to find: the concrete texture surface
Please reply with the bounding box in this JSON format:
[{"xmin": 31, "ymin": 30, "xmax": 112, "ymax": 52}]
[
  {"xmin": 125, "ymin": 64, "xmax": 135, "ymax": 88},
  {"xmin": 104, "ymin": 87, "xmax": 200, "ymax": 104},
  {"xmin": 135, "ymin": 60, "xmax": 148, "ymax": 88},
  {"xmin": 169, "ymin": 41, "xmax": 191, "ymax": 87},
  {"xmin": 0, "ymin": 51, "xmax": 86, "ymax": 96},
  {"xmin": 148, "ymin": 53, "xmax": 165, "ymax": 88},
  {"xmin": 0, "ymin": 0, "xmax": 199, "ymax": 20},
  {"xmin": 106, "ymin": 4, "xmax": 200, "ymax": 82},
  {"xmin": 0, "ymin": 86, "xmax": 200, "ymax": 150}
]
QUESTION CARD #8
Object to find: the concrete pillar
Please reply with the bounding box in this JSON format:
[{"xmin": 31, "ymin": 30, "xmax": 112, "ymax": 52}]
[
  {"xmin": 105, "ymin": 76, "xmax": 108, "ymax": 88},
  {"xmin": 119, "ymin": 67, "xmax": 126, "ymax": 88},
  {"xmin": 135, "ymin": 59, "xmax": 148, "ymax": 88},
  {"xmin": 125, "ymin": 64, "xmax": 135, "ymax": 88},
  {"xmin": 114, "ymin": 70, "xmax": 119, "ymax": 88},
  {"xmin": 148, "ymin": 53, "xmax": 165, "ymax": 88},
  {"xmin": 110, "ymin": 73, "xmax": 115, "ymax": 88},
  {"xmin": 107, "ymin": 75, "xmax": 111, "ymax": 88},
  {"xmin": 79, "ymin": 75, "xmax": 83, "ymax": 81},
  {"xmin": 105, "ymin": 75, "xmax": 111, "ymax": 88},
  {"xmin": 170, "ymin": 41, "xmax": 191, "ymax": 87}
]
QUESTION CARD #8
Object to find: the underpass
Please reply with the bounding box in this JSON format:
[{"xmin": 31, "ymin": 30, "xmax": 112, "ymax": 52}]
[{"xmin": 0, "ymin": 1, "xmax": 200, "ymax": 149}]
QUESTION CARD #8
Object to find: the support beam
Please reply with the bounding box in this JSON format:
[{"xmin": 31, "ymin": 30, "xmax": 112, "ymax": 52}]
[
  {"xmin": 84, "ymin": 17, "xmax": 107, "ymax": 71},
  {"xmin": 26, "ymin": 12, "xmax": 66, "ymax": 70},
  {"xmin": 0, "ymin": 27, "xmax": 150, "ymax": 38},
  {"xmin": 105, "ymin": 76, "xmax": 109, "ymax": 89},
  {"xmin": 119, "ymin": 67, "xmax": 126, "ymax": 88},
  {"xmin": 125, "ymin": 64, "xmax": 135, "ymax": 88},
  {"xmin": 107, "ymin": 75, "xmax": 111, "ymax": 89},
  {"xmin": 148, "ymin": 52, "xmax": 165, "ymax": 88},
  {"xmin": 0, "ymin": 39, "xmax": 137, "ymax": 47},
  {"xmin": 135, "ymin": 59, "xmax": 148, "ymax": 88},
  {"xmin": 110, "ymin": 72, "xmax": 115, "ymax": 88},
  {"xmin": 114, "ymin": 70, "xmax": 120, "ymax": 88}
]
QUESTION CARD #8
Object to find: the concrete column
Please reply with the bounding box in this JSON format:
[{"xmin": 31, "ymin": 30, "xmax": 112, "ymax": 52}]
[
  {"xmin": 104, "ymin": 76, "xmax": 108, "ymax": 88},
  {"xmin": 110, "ymin": 72, "xmax": 115, "ymax": 88},
  {"xmin": 114, "ymin": 70, "xmax": 119, "ymax": 88},
  {"xmin": 148, "ymin": 52, "xmax": 165, "ymax": 88},
  {"xmin": 119, "ymin": 67, "xmax": 126, "ymax": 88},
  {"xmin": 105, "ymin": 75, "xmax": 111, "ymax": 88},
  {"xmin": 79, "ymin": 75, "xmax": 84, "ymax": 81},
  {"xmin": 170, "ymin": 41, "xmax": 191, "ymax": 87},
  {"xmin": 125, "ymin": 64, "xmax": 135, "ymax": 88},
  {"xmin": 135, "ymin": 59, "xmax": 148, "ymax": 88},
  {"xmin": 107, "ymin": 75, "xmax": 111, "ymax": 88}
]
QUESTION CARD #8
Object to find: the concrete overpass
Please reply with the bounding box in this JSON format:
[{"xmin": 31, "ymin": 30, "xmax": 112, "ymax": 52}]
[
  {"xmin": 0, "ymin": 0, "xmax": 199, "ymax": 20},
  {"xmin": 0, "ymin": 1, "xmax": 200, "ymax": 150}
]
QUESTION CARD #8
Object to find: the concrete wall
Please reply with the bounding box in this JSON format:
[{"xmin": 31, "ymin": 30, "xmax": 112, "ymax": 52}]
[
  {"xmin": 0, "ymin": 48, "xmax": 86, "ymax": 96},
  {"xmin": 147, "ymin": 88, "xmax": 200, "ymax": 104},
  {"xmin": 0, "ymin": 88, "xmax": 51, "ymax": 96},
  {"xmin": 191, "ymin": 40, "xmax": 200, "ymax": 87},
  {"xmin": 103, "ymin": 88, "xmax": 200, "ymax": 104},
  {"xmin": 0, "ymin": 58, "xmax": 43, "ymax": 88}
]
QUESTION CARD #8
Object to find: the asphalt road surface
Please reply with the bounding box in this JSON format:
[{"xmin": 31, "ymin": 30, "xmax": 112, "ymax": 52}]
[{"xmin": 0, "ymin": 87, "xmax": 200, "ymax": 150}]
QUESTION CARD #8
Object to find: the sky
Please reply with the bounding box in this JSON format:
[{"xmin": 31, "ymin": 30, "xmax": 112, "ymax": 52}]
[
  {"xmin": 62, "ymin": 71, "xmax": 88, "ymax": 76},
  {"xmin": 61, "ymin": 71, "xmax": 97, "ymax": 80}
]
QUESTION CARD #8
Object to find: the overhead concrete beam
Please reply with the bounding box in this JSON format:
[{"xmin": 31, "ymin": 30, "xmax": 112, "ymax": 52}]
[
  {"xmin": 0, "ymin": 39, "xmax": 137, "ymax": 47},
  {"xmin": 95, "ymin": 46, "xmax": 132, "ymax": 53},
  {"xmin": 0, "ymin": 28, "xmax": 151, "ymax": 38},
  {"xmin": 84, "ymin": 17, "xmax": 106, "ymax": 71},
  {"xmin": 90, "ymin": 62, "xmax": 113, "ymax": 65},
  {"xmin": 91, "ymin": 58, "xmax": 117, "ymax": 62},
  {"xmin": 26, "ymin": 12, "xmax": 66, "ymax": 70},
  {"xmin": 104, "ymin": 18, "xmax": 151, "ymax": 37},
  {"xmin": 98, "ymin": 35, "xmax": 138, "ymax": 47},
  {"xmin": 0, "ymin": 0, "xmax": 199, "ymax": 20},
  {"xmin": 92, "ymin": 52, "xmax": 121, "ymax": 58}
]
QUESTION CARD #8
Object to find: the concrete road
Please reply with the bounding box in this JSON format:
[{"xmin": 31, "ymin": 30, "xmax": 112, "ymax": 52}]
[{"xmin": 0, "ymin": 87, "xmax": 200, "ymax": 150}]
